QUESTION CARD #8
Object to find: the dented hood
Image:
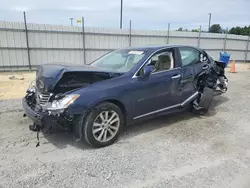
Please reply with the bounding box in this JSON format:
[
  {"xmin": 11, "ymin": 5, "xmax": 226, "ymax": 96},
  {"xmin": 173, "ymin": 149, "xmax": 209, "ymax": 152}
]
[{"xmin": 35, "ymin": 64, "xmax": 121, "ymax": 93}]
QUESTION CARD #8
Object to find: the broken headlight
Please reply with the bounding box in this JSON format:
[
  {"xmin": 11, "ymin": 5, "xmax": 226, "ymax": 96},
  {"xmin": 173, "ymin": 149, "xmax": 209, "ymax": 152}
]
[
  {"xmin": 27, "ymin": 80, "xmax": 36, "ymax": 93},
  {"xmin": 47, "ymin": 94, "xmax": 80, "ymax": 111}
]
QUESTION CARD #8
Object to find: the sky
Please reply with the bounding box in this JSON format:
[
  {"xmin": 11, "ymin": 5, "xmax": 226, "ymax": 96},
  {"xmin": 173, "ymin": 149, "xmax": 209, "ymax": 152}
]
[{"xmin": 0, "ymin": 0, "xmax": 249, "ymax": 31}]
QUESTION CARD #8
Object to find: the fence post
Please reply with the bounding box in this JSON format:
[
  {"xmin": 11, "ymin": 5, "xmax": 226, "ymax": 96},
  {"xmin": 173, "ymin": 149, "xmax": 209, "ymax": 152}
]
[
  {"xmin": 223, "ymin": 33, "xmax": 227, "ymax": 52},
  {"xmin": 167, "ymin": 23, "xmax": 170, "ymax": 44},
  {"xmin": 197, "ymin": 25, "xmax": 201, "ymax": 47},
  {"xmin": 129, "ymin": 20, "xmax": 132, "ymax": 47},
  {"xmin": 244, "ymin": 35, "xmax": 250, "ymax": 63},
  {"xmin": 23, "ymin": 11, "xmax": 31, "ymax": 71},
  {"xmin": 82, "ymin": 17, "xmax": 86, "ymax": 64}
]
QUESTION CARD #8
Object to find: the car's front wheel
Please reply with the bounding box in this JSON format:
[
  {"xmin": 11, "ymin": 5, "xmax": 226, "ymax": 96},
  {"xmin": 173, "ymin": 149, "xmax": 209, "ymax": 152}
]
[{"xmin": 82, "ymin": 102, "xmax": 124, "ymax": 148}]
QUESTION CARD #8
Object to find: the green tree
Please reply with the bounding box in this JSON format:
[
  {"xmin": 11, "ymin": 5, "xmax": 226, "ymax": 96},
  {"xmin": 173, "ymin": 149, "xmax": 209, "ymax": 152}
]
[
  {"xmin": 235, "ymin": 27, "xmax": 242, "ymax": 35},
  {"xmin": 191, "ymin": 29, "xmax": 199, "ymax": 32},
  {"xmin": 209, "ymin": 24, "xmax": 223, "ymax": 33},
  {"xmin": 177, "ymin": 27, "xmax": 183, "ymax": 31},
  {"xmin": 229, "ymin": 26, "xmax": 250, "ymax": 36},
  {"xmin": 242, "ymin": 26, "xmax": 249, "ymax": 35}
]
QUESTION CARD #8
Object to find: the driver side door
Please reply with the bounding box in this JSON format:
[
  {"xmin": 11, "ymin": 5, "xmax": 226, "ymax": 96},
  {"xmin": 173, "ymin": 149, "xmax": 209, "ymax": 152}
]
[{"xmin": 132, "ymin": 48, "xmax": 182, "ymax": 119}]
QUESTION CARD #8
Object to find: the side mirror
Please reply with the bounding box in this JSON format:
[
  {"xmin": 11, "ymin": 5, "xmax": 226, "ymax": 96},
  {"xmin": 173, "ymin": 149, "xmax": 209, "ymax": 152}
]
[{"xmin": 142, "ymin": 65, "xmax": 154, "ymax": 77}]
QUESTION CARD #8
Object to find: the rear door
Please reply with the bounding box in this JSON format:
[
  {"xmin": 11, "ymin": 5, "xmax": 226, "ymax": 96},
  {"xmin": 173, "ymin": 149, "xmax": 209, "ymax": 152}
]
[{"xmin": 177, "ymin": 47, "xmax": 209, "ymax": 99}]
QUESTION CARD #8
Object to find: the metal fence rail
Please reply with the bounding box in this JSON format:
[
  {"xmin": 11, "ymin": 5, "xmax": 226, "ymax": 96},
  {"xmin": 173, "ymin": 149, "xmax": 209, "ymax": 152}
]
[{"xmin": 0, "ymin": 20, "xmax": 249, "ymax": 71}]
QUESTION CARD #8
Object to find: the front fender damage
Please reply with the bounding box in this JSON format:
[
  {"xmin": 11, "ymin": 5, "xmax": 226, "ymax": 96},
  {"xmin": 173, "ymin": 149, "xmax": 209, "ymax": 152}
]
[
  {"xmin": 27, "ymin": 111, "xmax": 84, "ymax": 147},
  {"xmin": 24, "ymin": 99, "xmax": 89, "ymax": 147}
]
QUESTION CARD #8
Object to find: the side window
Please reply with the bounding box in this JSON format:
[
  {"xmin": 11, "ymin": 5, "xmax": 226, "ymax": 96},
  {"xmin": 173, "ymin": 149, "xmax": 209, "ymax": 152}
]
[
  {"xmin": 146, "ymin": 51, "xmax": 174, "ymax": 72},
  {"xmin": 179, "ymin": 47, "xmax": 201, "ymax": 66}
]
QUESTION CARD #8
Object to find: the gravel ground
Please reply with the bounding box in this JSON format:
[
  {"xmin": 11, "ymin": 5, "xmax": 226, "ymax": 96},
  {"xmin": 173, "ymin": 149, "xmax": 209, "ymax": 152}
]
[{"xmin": 1, "ymin": 69, "xmax": 250, "ymax": 188}]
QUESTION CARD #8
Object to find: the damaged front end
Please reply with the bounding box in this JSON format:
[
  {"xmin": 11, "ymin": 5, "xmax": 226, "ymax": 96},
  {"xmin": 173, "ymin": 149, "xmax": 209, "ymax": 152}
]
[
  {"xmin": 23, "ymin": 85, "xmax": 77, "ymax": 134},
  {"xmin": 22, "ymin": 64, "xmax": 122, "ymax": 145},
  {"xmin": 23, "ymin": 86, "xmax": 76, "ymax": 147}
]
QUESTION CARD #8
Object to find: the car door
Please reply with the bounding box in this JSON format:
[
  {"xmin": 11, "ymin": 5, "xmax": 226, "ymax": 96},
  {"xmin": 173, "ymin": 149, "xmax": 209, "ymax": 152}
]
[
  {"xmin": 178, "ymin": 47, "xmax": 209, "ymax": 100},
  {"xmin": 132, "ymin": 49, "xmax": 182, "ymax": 118}
]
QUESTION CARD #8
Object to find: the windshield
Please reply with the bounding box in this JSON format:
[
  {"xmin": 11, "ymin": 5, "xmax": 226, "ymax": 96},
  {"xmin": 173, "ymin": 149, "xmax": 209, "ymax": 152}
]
[{"xmin": 91, "ymin": 49, "xmax": 146, "ymax": 72}]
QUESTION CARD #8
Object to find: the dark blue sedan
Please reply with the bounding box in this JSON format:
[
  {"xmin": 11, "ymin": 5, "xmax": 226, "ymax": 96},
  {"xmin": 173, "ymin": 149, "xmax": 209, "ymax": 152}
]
[{"xmin": 23, "ymin": 45, "xmax": 228, "ymax": 147}]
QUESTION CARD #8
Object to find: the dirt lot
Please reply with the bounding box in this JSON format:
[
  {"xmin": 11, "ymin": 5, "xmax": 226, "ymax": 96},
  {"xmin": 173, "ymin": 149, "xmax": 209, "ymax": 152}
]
[
  {"xmin": 0, "ymin": 71, "xmax": 35, "ymax": 100},
  {"xmin": 1, "ymin": 64, "xmax": 250, "ymax": 188}
]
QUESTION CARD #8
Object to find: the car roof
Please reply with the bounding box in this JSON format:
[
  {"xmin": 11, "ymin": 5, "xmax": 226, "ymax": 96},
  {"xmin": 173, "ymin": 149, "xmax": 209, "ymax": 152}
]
[{"xmin": 119, "ymin": 45, "xmax": 201, "ymax": 52}]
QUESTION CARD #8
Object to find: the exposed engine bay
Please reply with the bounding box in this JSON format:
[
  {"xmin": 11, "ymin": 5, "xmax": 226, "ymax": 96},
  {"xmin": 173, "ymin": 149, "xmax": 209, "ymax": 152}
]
[{"xmin": 51, "ymin": 72, "xmax": 119, "ymax": 93}]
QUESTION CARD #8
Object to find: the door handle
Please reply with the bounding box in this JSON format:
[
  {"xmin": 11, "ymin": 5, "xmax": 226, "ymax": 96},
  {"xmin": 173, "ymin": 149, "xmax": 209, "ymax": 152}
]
[{"xmin": 171, "ymin": 74, "xmax": 181, "ymax": 79}]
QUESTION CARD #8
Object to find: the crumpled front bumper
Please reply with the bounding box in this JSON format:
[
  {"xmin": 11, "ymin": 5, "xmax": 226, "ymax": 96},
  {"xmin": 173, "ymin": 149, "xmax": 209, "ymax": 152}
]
[
  {"xmin": 22, "ymin": 98, "xmax": 69, "ymax": 133},
  {"xmin": 22, "ymin": 98, "xmax": 40, "ymax": 122}
]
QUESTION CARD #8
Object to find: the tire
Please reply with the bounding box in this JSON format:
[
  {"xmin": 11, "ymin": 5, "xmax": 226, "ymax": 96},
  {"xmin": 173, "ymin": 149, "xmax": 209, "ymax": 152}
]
[
  {"xmin": 192, "ymin": 107, "xmax": 208, "ymax": 116},
  {"xmin": 81, "ymin": 102, "xmax": 124, "ymax": 148},
  {"xmin": 191, "ymin": 87, "xmax": 214, "ymax": 115}
]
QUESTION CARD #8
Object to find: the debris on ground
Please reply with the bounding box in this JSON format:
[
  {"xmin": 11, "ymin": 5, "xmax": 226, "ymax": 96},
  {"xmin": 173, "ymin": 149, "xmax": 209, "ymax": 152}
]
[
  {"xmin": 106, "ymin": 172, "xmax": 112, "ymax": 180},
  {"xmin": 9, "ymin": 75, "xmax": 25, "ymax": 80}
]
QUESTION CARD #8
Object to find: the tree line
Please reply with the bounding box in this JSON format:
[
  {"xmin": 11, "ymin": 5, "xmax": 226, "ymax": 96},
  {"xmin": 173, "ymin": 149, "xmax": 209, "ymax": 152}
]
[{"xmin": 176, "ymin": 24, "xmax": 250, "ymax": 36}]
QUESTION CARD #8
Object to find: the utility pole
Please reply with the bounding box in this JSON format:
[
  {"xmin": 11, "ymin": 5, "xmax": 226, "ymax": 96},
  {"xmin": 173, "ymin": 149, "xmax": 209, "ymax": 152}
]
[
  {"xmin": 129, "ymin": 20, "xmax": 132, "ymax": 46},
  {"xmin": 69, "ymin": 18, "xmax": 74, "ymax": 26},
  {"xmin": 208, "ymin": 13, "xmax": 211, "ymax": 32},
  {"xmin": 167, "ymin": 23, "xmax": 170, "ymax": 44},
  {"xmin": 23, "ymin": 11, "xmax": 31, "ymax": 71},
  {"xmin": 198, "ymin": 25, "xmax": 202, "ymax": 47},
  {"xmin": 120, "ymin": 0, "xmax": 123, "ymax": 29}
]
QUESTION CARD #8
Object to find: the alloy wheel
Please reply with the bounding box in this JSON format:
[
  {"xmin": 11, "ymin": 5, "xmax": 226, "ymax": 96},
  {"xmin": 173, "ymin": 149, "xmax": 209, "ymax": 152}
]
[{"xmin": 92, "ymin": 110, "xmax": 120, "ymax": 142}]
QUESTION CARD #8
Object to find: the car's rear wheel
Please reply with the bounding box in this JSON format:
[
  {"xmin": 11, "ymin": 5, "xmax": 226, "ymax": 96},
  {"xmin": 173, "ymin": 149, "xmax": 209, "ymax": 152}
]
[
  {"xmin": 190, "ymin": 87, "xmax": 214, "ymax": 115},
  {"xmin": 82, "ymin": 102, "xmax": 124, "ymax": 148}
]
